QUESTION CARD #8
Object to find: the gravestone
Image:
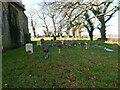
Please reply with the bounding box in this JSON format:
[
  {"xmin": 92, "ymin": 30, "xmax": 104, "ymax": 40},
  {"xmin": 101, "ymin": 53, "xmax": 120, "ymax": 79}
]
[
  {"xmin": 73, "ymin": 42, "xmax": 77, "ymax": 46},
  {"xmin": 62, "ymin": 40, "xmax": 64, "ymax": 45},
  {"xmin": 57, "ymin": 41, "xmax": 62, "ymax": 48},
  {"xmin": 78, "ymin": 42, "xmax": 85, "ymax": 47},
  {"xmin": 47, "ymin": 41, "xmax": 51, "ymax": 47},
  {"xmin": 81, "ymin": 42, "xmax": 85, "ymax": 47},
  {"xmin": 37, "ymin": 41, "xmax": 41, "ymax": 47},
  {"xmin": 57, "ymin": 41, "xmax": 62, "ymax": 54},
  {"xmin": 42, "ymin": 44, "xmax": 49, "ymax": 59},
  {"xmin": 41, "ymin": 38, "xmax": 44, "ymax": 45},
  {"xmin": 67, "ymin": 42, "xmax": 72, "ymax": 48},
  {"xmin": 59, "ymin": 48, "xmax": 61, "ymax": 54},
  {"xmin": 85, "ymin": 43, "xmax": 90, "ymax": 49},
  {"xmin": 78, "ymin": 42, "xmax": 81, "ymax": 47},
  {"xmin": 25, "ymin": 43, "xmax": 33, "ymax": 54}
]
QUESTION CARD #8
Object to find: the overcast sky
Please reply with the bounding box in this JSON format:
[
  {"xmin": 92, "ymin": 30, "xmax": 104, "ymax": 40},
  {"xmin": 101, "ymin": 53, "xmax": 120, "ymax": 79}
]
[{"xmin": 22, "ymin": 0, "xmax": 118, "ymax": 36}]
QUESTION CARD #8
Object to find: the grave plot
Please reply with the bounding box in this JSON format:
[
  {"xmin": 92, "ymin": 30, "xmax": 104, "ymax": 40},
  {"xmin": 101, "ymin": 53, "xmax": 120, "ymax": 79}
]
[{"xmin": 40, "ymin": 44, "xmax": 50, "ymax": 59}]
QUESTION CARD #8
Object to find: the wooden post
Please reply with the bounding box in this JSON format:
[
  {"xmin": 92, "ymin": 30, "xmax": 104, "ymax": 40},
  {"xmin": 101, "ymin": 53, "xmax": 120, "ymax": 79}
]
[{"xmin": 59, "ymin": 48, "xmax": 60, "ymax": 54}]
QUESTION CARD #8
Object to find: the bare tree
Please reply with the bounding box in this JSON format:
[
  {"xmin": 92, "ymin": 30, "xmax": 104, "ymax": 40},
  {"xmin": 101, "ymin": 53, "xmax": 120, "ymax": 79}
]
[
  {"xmin": 26, "ymin": 9, "xmax": 37, "ymax": 38},
  {"xmin": 44, "ymin": 1, "xmax": 65, "ymax": 36},
  {"xmin": 83, "ymin": 11, "xmax": 94, "ymax": 40},
  {"xmin": 34, "ymin": 4, "xmax": 50, "ymax": 37},
  {"xmin": 89, "ymin": 0, "xmax": 119, "ymax": 40}
]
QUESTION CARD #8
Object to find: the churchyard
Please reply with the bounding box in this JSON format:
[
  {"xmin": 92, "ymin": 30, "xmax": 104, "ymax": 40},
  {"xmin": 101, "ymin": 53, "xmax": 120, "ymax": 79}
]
[
  {"xmin": 2, "ymin": 39, "xmax": 119, "ymax": 88},
  {"xmin": 1, "ymin": 0, "xmax": 119, "ymax": 89}
]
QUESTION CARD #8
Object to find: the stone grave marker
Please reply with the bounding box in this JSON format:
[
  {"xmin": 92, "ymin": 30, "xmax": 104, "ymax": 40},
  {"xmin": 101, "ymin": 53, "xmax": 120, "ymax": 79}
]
[
  {"xmin": 67, "ymin": 42, "xmax": 72, "ymax": 48},
  {"xmin": 81, "ymin": 42, "xmax": 85, "ymax": 47},
  {"xmin": 85, "ymin": 43, "xmax": 90, "ymax": 49},
  {"xmin": 78, "ymin": 42, "xmax": 81, "ymax": 47},
  {"xmin": 37, "ymin": 41, "xmax": 41, "ymax": 47},
  {"xmin": 62, "ymin": 40, "xmax": 64, "ymax": 45},
  {"xmin": 73, "ymin": 42, "xmax": 77, "ymax": 46},
  {"xmin": 58, "ymin": 48, "xmax": 61, "ymax": 54},
  {"xmin": 25, "ymin": 43, "xmax": 33, "ymax": 54},
  {"xmin": 57, "ymin": 41, "xmax": 62, "ymax": 48},
  {"xmin": 57, "ymin": 41, "xmax": 62, "ymax": 54}
]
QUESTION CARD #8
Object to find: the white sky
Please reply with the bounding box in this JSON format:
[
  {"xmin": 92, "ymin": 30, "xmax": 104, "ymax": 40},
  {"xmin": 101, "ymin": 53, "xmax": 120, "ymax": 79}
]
[{"xmin": 22, "ymin": 0, "xmax": 118, "ymax": 36}]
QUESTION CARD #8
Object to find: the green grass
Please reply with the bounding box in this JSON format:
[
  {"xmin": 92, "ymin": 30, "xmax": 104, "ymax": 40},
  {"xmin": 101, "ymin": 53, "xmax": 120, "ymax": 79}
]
[{"xmin": 2, "ymin": 40, "xmax": 119, "ymax": 88}]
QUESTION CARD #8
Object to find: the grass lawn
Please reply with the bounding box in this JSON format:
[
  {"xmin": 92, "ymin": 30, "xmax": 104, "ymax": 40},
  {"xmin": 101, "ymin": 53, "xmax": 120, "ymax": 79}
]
[{"xmin": 2, "ymin": 40, "xmax": 119, "ymax": 88}]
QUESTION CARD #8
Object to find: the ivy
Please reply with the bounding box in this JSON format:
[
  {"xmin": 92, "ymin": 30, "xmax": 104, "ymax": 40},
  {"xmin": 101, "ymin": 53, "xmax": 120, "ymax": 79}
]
[{"xmin": 8, "ymin": 3, "xmax": 21, "ymax": 48}]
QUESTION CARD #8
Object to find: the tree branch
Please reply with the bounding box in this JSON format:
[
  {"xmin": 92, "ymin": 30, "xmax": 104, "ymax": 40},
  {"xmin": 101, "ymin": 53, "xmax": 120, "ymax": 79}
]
[{"xmin": 105, "ymin": 8, "xmax": 118, "ymax": 23}]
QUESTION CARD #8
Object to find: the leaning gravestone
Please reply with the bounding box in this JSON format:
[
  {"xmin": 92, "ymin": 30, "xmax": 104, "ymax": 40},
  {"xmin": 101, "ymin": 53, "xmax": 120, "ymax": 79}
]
[{"xmin": 25, "ymin": 43, "xmax": 33, "ymax": 54}]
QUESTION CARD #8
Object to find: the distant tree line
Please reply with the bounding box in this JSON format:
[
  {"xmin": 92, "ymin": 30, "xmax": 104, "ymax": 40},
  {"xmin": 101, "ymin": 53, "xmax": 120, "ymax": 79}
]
[{"xmin": 26, "ymin": 0, "xmax": 119, "ymax": 41}]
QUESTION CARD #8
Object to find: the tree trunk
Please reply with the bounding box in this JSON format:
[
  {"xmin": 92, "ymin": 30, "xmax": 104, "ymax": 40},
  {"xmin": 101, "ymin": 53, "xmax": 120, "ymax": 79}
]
[
  {"xmin": 100, "ymin": 21, "xmax": 106, "ymax": 40},
  {"xmin": 100, "ymin": 26, "xmax": 106, "ymax": 40},
  {"xmin": 31, "ymin": 18, "xmax": 36, "ymax": 38},
  {"xmin": 99, "ymin": 17, "xmax": 106, "ymax": 40},
  {"xmin": 89, "ymin": 31, "xmax": 93, "ymax": 41},
  {"xmin": 32, "ymin": 26, "xmax": 36, "ymax": 38},
  {"xmin": 52, "ymin": 16, "xmax": 56, "ymax": 36},
  {"xmin": 44, "ymin": 20, "xmax": 49, "ymax": 37}
]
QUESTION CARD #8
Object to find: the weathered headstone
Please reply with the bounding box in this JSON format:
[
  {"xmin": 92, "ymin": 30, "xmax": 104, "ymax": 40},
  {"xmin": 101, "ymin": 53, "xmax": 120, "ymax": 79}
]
[
  {"xmin": 85, "ymin": 43, "xmax": 90, "ymax": 49},
  {"xmin": 62, "ymin": 40, "xmax": 64, "ymax": 45},
  {"xmin": 73, "ymin": 42, "xmax": 77, "ymax": 46},
  {"xmin": 37, "ymin": 41, "xmax": 41, "ymax": 47},
  {"xmin": 57, "ymin": 41, "xmax": 62, "ymax": 48},
  {"xmin": 59, "ymin": 48, "xmax": 61, "ymax": 54},
  {"xmin": 81, "ymin": 42, "xmax": 85, "ymax": 47},
  {"xmin": 25, "ymin": 43, "xmax": 33, "ymax": 54},
  {"xmin": 78, "ymin": 42, "xmax": 81, "ymax": 47},
  {"xmin": 67, "ymin": 42, "xmax": 72, "ymax": 48}
]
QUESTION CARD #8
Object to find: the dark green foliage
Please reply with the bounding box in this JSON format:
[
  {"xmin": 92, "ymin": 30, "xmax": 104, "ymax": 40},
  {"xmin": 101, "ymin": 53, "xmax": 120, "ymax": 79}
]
[
  {"xmin": 8, "ymin": 4, "xmax": 21, "ymax": 48},
  {"xmin": 24, "ymin": 33, "xmax": 31, "ymax": 43}
]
